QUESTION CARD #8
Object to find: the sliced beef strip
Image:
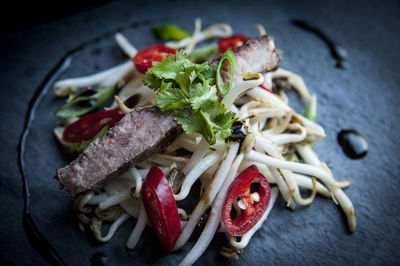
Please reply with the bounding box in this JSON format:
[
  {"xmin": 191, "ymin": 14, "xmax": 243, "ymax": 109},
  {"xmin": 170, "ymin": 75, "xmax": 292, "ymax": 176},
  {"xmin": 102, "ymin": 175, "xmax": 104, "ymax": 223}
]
[
  {"xmin": 217, "ymin": 34, "xmax": 280, "ymax": 85},
  {"xmin": 57, "ymin": 35, "xmax": 280, "ymax": 195},
  {"xmin": 57, "ymin": 106, "xmax": 181, "ymax": 195}
]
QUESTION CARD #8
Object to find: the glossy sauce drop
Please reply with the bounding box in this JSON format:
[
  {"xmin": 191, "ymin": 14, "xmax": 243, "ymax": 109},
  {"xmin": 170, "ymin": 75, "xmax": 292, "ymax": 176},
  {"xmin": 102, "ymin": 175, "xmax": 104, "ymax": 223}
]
[{"xmin": 337, "ymin": 130, "xmax": 368, "ymax": 159}]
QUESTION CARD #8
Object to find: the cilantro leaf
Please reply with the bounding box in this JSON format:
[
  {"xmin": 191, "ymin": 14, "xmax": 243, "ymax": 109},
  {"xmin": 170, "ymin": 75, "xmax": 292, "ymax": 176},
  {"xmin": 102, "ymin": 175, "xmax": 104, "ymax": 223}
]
[
  {"xmin": 143, "ymin": 49, "xmax": 237, "ymax": 145},
  {"xmin": 200, "ymin": 102, "xmax": 238, "ymax": 142},
  {"xmin": 190, "ymin": 83, "xmax": 218, "ymax": 110},
  {"xmin": 143, "ymin": 51, "xmax": 208, "ymax": 96},
  {"xmin": 156, "ymin": 82, "xmax": 189, "ymax": 111}
]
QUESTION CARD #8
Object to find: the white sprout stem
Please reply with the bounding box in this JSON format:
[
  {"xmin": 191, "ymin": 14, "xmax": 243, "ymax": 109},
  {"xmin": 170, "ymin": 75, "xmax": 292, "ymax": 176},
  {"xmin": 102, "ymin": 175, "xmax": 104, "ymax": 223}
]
[
  {"xmin": 271, "ymin": 68, "xmax": 311, "ymax": 100},
  {"xmin": 77, "ymin": 192, "xmax": 94, "ymax": 212},
  {"xmin": 174, "ymin": 150, "xmax": 223, "ymax": 201},
  {"xmin": 270, "ymin": 123, "xmax": 306, "ymax": 145},
  {"xmin": 268, "ymin": 167, "xmax": 295, "ymax": 209},
  {"xmin": 165, "ymin": 23, "xmax": 232, "ymax": 49},
  {"xmin": 126, "ymin": 202, "xmax": 148, "ymax": 249},
  {"xmin": 115, "ymin": 95, "xmax": 133, "ymax": 114},
  {"xmin": 178, "ymin": 152, "xmax": 244, "ymax": 266},
  {"xmin": 99, "ymin": 189, "xmax": 131, "ymax": 210},
  {"xmin": 53, "ymin": 61, "xmax": 132, "ymax": 89},
  {"xmin": 97, "ymin": 213, "xmax": 130, "ymax": 242},
  {"xmin": 254, "ymin": 23, "xmax": 267, "ymax": 36},
  {"xmin": 293, "ymin": 173, "xmax": 330, "ymax": 198},
  {"xmin": 130, "ymin": 167, "xmax": 143, "ymax": 198},
  {"xmin": 229, "ymin": 187, "xmax": 279, "ymax": 249},
  {"xmin": 279, "ymin": 168, "xmax": 317, "ymax": 206},
  {"xmin": 115, "ymin": 33, "xmax": 138, "ymax": 58},
  {"xmin": 184, "ymin": 18, "xmax": 202, "ymax": 54},
  {"xmin": 245, "ymin": 108, "xmax": 289, "ymax": 120},
  {"xmin": 87, "ymin": 193, "xmax": 109, "ymax": 205},
  {"xmin": 222, "ymin": 74, "xmax": 264, "ymax": 108},
  {"xmin": 295, "ymin": 144, "xmax": 356, "ymax": 232},
  {"xmin": 246, "ymin": 150, "xmax": 339, "ymax": 188},
  {"xmin": 173, "ymin": 144, "xmax": 239, "ymax": 251},
  {"xmin": 294, "ymin": 144, "xmax": 321, "ymax": 166},
  {"xmin": 167, "ymin": 134, "xmax": 198, "ymax": 153},
  {"xmin": 178, "ymin": 208, "xmax": 190, "ymax": 220},
  {"xmin": 149, "ymin": 154, "xmax": 189, "ymax": 168},
  {"xmin": 182, "ymin": 138, "xmax": 209, "ymax": 175},
  {"xmin": 100, "ymin": 61, "xmax": 134, "ymax": 86},
  {"xmin": 247, "ymin": 87, "xmax": 325, "ymax": 136},
  {"xmin": 120, "ymin": 199, "xmax": 141, "ymax": 218}
]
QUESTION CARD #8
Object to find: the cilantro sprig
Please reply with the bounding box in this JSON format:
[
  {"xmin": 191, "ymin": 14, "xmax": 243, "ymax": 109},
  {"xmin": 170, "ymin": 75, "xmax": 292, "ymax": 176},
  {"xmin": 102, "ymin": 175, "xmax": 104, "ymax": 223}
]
[{"xmin": 143, "ymin": 50, "xmax": 237, "ymax": 145}]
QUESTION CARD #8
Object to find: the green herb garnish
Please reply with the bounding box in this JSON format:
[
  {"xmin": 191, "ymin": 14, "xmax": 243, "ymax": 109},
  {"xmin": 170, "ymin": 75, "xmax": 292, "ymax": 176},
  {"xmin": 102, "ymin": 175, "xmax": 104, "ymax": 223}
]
[
  {"xmin": 143, "ymin": 50, "xmax": 238, "ymax": 145},
  {"xmin": 54, "ymin": 86, "xmax": 114, "ymax": 118},
  {"xmin": 152, "ymin": 24, "xmax": 190, "ymax": 41}
]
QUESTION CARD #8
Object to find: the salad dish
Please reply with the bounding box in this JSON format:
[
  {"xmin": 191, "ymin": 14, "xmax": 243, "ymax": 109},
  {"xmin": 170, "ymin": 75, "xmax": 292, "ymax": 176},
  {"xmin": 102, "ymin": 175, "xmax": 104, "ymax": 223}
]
[{"xmin": 50, "ymin": 19, "xmax": 356, "ymax": 265}]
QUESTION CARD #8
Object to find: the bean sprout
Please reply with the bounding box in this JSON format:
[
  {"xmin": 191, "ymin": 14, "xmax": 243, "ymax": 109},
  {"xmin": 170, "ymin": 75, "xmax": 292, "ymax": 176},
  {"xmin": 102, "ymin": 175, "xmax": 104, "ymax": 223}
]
[
  {"xmin": 53, "ymin": 61, "xmax": 133, "ymax": 90},
  {"xmin": 115, "ymin": 33, "xmax": 137, "ymax": 58},
  {"xmin": 126, "ymin": 202, "xmax": 147, "ymax": 249},
  {"xmin": 174, "ymin": 144, "xmax": 239, "ymax": 251}
]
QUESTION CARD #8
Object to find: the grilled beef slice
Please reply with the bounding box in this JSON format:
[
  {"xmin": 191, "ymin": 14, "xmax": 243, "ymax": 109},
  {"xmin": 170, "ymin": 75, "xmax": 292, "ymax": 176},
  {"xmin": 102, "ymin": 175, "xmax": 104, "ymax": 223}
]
[
  {"xmin": 57, "ymin": 35, "xmax": 279, "ymax": 195},
  {"xmin": 217, "ymin": 35, "xmax": 280, "ymax": 85},
  {"xmin": 57, "ymin": 106, "xmax": 181, "ymax": 195}
]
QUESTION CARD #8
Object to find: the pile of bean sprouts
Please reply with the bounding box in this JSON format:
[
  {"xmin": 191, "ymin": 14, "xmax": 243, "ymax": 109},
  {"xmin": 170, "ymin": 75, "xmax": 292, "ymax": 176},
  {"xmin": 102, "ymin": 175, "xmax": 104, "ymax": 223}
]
[{"xmin": 53, "ymin": 19, "xmax": 356, "ymax": 266}]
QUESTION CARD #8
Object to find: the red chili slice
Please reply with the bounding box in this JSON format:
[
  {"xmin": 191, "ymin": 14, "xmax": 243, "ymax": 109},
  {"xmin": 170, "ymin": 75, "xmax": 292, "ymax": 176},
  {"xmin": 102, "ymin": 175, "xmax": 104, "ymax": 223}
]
[
  {"xmin": 141, "ymin": 166, "xmax": 181, "ymax": 253},
  {"xmin": 217, "ymin": 34, "xmax": 250, "ymax": 53},
  {"xmin": 132, "ymin": 44, "xmax": 176, "ymax": 74},
  {"xmin": 260, "ymin": 83, "xmax": 272, "ymax": 93},
  {"xmin": 62, "ymin": 108, "xmax": 125, "ymax": 143},
  {"xmin": 222, "ymin": 165, "xmax": 271, "ymax": 236}
]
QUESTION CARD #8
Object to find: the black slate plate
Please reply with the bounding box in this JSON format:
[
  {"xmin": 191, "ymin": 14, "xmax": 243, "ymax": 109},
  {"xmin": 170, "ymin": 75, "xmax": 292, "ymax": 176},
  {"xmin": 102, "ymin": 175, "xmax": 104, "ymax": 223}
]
[{"xmin": 19, "ymin": 12, "xmax": 400, "ymax": 266}]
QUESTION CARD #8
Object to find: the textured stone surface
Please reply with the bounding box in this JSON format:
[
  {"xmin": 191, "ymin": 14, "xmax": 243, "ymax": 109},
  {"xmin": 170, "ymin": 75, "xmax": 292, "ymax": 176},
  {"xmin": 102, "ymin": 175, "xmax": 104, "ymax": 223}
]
[{"xmin": 1, "ymin": 0, "xmax": 400, "ymax": 264}]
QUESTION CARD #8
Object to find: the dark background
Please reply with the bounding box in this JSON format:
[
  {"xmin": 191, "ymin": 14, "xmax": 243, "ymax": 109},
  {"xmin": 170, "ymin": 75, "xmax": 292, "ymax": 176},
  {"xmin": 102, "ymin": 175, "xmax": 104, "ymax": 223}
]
[{"xmin": 1, "ymin": 0, "xmax": 399, "ymax": 265}]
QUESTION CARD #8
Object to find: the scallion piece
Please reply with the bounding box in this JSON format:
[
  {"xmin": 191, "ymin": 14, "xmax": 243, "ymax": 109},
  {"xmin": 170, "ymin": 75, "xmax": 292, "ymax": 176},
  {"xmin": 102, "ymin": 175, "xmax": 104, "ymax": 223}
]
[
  {"xmin": 304, "ymin": 94, "xmax": 317, "ymax": 122},
  {"xmin": 54, "ymin": 86, "xmax": 114, "ymax": 118},
  {"xmin": 216, "ymin": 49, "xmax": 236, "ymax": 97},
  {"xmin": 152, "ymin": 24, "xmax": 190, "ymax": 41},
  {"xmin": 190, "ymin": 43, "xmax": 218, "ymax": 63}
]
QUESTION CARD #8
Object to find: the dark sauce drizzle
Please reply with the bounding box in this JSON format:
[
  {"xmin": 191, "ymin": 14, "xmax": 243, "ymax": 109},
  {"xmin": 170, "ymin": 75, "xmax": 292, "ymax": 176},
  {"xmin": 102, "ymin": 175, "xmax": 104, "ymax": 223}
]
[
  {"xmin": 17, "ymin": 16, "xmax": 171, "ymax": 265},
  {"xmin": 337, "ymin": 130, "xmax": 368, "ymax": 159},
  {"xmin": 291, "ymin": 19, "xmax": 348, "ymax": 69}
]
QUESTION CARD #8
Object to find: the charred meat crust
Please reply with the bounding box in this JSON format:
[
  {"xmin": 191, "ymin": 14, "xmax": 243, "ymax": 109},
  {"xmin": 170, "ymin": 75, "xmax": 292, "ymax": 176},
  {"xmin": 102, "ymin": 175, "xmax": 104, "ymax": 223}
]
[{"xmin": 57, "ymin": 106, "xmax": 181, "ymax": 195}]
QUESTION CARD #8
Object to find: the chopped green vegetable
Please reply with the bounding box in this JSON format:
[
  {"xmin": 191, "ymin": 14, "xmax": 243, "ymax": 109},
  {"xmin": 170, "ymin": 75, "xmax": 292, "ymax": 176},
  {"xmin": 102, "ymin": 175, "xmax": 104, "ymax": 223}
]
[
  {"xmin": 68, "ymin": 126, "xmax": 109, "ymax": 153},
  {"xmin": 190, "ymin": 43, "xmax": 218, "ymax": 63},
  {"xmin": 54, "ymin": 86, "xmax": 114, "ymax": 118},
  {"xmin": 304, "ymin": 94, "xmax": 317, "ymax": 122},
  {"xmin": 304, "ymin": 94, "xmax": 317, "ymax": 148},
  {"xmin": 287, "ymin": 153, "xmax": 300, "ymax": 162},
  {"xmin": 152, "ymin": 24, "xmax": 190, "ymax": 41},
  {"xmin": 144, "ymin": 50, "xmax": 238, "ymax": 145},
  {"xmin": 216, "ymin": 49, "xmax": 236, "ymax": 96}
]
